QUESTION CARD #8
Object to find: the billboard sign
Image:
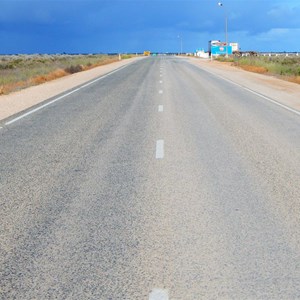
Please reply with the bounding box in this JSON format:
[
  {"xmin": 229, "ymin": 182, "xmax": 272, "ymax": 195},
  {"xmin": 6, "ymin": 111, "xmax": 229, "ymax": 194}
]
[{"xmin": 211, "ymin": 45, "xmax": 232, "ymax": 55}]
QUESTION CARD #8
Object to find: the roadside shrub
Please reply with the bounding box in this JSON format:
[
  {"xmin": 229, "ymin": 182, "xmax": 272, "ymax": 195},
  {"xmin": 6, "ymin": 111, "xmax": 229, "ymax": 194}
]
[{"xmin": 64, "ymin": 64, "xmax": 84, "ymax": 74}]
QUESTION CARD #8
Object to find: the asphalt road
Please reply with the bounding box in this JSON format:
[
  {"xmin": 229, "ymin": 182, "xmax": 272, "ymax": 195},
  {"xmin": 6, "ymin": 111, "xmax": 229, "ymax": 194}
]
[{"xmin": 0, "ymin": 57, "xmax": 300, "ymax": 299}]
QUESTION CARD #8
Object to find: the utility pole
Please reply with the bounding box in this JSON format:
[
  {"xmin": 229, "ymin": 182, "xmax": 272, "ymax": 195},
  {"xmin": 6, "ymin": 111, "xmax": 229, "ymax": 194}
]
[{"xmin": 218, "ymin": 2, "xmax": 228, "ymax": 57}]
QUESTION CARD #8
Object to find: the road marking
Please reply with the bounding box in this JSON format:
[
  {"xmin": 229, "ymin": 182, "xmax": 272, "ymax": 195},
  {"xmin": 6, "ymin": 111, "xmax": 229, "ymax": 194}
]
[
  {"xmin": 160, "ymin": 74, "xmax": 163, "ymax": 77},
  {"xmin": 4, "ymin": 64, "xmax": 130, "ymax": 126},
  {"xmin": 149, "ymin": 289, "xmax": 169, "ymax": 300},
  {"xmin": 160, "ymin": 80, "xmax": 163, "ymax": 84},
  {"xmin": 243, "ymin": 87, "xmax": 300, "ymax": 116},
  {"xmin": 158, "ymin": 105, "xmax": 164, "ymax": 112},
  {"xmin": 156, "ymin": 140, "xmax": 164, "ymax": 159},
  {"xmin": 204, "ymin": 69, "xmax": 300, "ymax": 117},
  {"xmin": 159, "ymin": 90, "xmax": 163, "ymax": 94}
]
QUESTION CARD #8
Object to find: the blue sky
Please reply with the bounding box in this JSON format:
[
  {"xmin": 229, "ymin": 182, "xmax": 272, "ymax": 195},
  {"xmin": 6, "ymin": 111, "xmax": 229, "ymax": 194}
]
[{"xmin": 0, "ymin": 0, "xmax": 299, "ymax": 54}]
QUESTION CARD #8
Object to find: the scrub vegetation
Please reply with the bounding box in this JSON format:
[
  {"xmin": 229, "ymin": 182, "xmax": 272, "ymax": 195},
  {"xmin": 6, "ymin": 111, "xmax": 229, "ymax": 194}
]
[
  {"xmin": 215, "ymin": 55, "xmax": 300, "ymax": 84},
  {"xmin": 0, "ymin": 54, "xmax": 133, "ymax": 95}
]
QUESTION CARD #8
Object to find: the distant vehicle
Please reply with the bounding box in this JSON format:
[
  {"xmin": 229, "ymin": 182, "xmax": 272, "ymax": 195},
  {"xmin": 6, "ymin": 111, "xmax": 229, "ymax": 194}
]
[{"xmin": 144, "ymin": 51, "xmax": 151, "ymax": 56}]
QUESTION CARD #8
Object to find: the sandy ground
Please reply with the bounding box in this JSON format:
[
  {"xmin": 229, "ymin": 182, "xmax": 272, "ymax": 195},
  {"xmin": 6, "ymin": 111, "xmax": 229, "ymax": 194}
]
[
  {"xmin": 0, "ymin": 56, "xmax": 299, "ymax": 122},
  {"xmin": 187, "ymin": 57, "xmax": 300, "ymax": 112},
  {"xmin": 0, "ymin": 57, "xmax": 143, "ymax": 122}
]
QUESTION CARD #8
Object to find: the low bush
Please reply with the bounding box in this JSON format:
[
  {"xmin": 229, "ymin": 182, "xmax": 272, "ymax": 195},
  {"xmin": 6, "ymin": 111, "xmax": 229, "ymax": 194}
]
[{"xmin": 64, "ymin": 64, "xmax": 84, "ymax": 74}]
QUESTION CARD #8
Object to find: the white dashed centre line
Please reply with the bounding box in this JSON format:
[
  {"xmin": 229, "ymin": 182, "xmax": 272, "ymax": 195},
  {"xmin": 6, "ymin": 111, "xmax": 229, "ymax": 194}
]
[
  {"xmin": 149, "ymin": 288, "xmax": 169, "ymax": 300},
  {"xmin": 158, "ymin": 105, "xmax": 163, "ymax": 112},
  {"xmin": 159, "ymin": 90, "xmax": 163, "ymax": 94},
  {"xmin": 156, "ymin": 140, "xmax": 164, "ymax": 159},
  {"xmin": 159, "ymin": 80, "xmax": 163, "ymax": 84}
]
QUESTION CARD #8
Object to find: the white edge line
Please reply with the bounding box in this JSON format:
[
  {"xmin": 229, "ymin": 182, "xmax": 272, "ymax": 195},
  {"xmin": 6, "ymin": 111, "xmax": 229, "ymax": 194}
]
[
  {"xmin": 203, "ymin": 69, "xmax": 300, "ymax": 117},
  {"xmin": 5, "ymin": 65, "xmax": 129, "ymax": 126},
  {"xmin": 243, "ymin": 86, "xmax": 300, "ymax": 116}
]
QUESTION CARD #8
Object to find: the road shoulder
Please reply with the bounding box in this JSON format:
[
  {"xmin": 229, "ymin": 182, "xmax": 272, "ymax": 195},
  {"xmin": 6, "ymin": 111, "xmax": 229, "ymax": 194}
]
[{"xmin": 187, "ymin": 57, "xmax": 300, "ymax": 113}]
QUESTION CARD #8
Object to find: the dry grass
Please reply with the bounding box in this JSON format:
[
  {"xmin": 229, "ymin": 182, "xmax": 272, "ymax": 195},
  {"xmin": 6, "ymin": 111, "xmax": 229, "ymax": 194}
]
[
  {"xmin": 238, "ymin": 65, "xmax": 268, "ymax": 74},
  {"xmin": 286, "ymin": 76, "xmax": 300, "ymax": 84},
  {"xmin": 0, "ymin": 68, "xmax": 69, "ymax": 95},
  {"xmin": 0, "ymin": 82, "xmax": 26, "ymax": 95},
  {"xmin": 0, "ymin": 54, "xmax": 122, "ymax": 95},
  {"xmin": 215, "ymin": 55, "xmax": 300, "ymax": 84},
  {"xmin": 31, "ymin": 69, "xmax": 68, "ymax": 84}
]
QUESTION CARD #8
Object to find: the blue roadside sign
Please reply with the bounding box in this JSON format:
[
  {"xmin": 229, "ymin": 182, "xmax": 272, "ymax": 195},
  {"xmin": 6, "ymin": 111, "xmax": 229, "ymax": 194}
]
[{"xmin": 211, "ymin": 45, "xmax": 232, "ymax": 55}]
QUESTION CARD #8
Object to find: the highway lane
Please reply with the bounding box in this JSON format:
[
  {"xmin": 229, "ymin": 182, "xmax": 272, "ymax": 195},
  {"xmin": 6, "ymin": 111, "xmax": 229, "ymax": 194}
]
[{"xmin": 0, "ymin": 56, "xmax": 300, "ymax": 299}]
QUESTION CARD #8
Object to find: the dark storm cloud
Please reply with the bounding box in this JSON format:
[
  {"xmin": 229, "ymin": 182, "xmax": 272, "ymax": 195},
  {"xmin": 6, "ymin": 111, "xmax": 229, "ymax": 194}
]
[{"xmin": 0, "ymin": 0, "xmax": 299, "ymax": 53}]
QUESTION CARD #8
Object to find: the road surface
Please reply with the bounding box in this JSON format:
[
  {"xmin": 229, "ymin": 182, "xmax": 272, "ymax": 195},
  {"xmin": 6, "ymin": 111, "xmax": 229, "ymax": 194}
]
[{"xmin": 1, "ymin": 57, "xmax": 300, "ymax": 299}]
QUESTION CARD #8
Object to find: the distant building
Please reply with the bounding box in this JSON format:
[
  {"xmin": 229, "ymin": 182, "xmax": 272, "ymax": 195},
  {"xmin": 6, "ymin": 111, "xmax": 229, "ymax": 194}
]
[
  {"xmin": 195, "ymin": 49, "xmax": 209, "ymax": 58},
  {"xmin": 230, "ymin": 43, "xmax": 239, "ymax": 52}
]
